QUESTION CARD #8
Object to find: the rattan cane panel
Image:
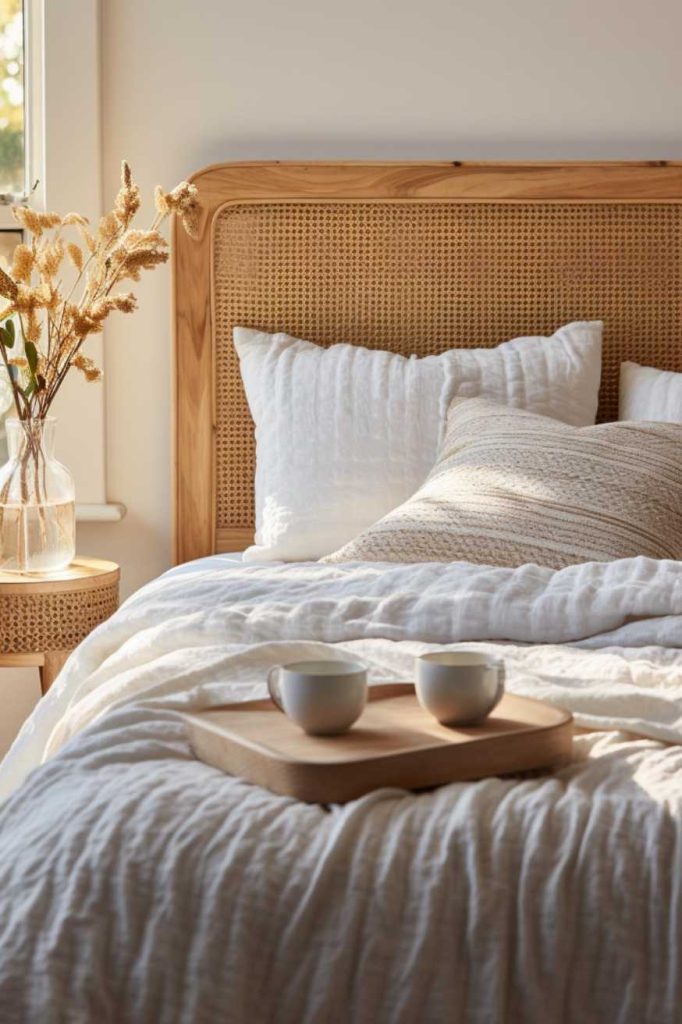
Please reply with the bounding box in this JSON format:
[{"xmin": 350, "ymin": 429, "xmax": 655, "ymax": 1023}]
[
  {"xmin": 212, "ymin": 200, "xmax": 682, "ymax": 531},
  {"xmin": 0, "ymin": 580, "xmax": 119, "ymax": 653}
]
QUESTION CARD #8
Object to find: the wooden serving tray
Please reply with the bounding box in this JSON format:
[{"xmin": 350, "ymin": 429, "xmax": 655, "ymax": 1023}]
[{"xmin": 184, "ymin": 684, "xmax": 573, "ymax": 804}]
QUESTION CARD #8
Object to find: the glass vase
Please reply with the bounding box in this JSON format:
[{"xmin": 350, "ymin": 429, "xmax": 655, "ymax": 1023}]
[{"xmin": 0, "ymin": 417, "xmax": 76, "ymax": 572}]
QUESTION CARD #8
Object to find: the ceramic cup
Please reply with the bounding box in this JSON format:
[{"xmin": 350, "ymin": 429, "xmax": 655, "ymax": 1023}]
[
  {"xmin": 267, "ymin": 659, "xmax": 368, "ymax": 736},
  {"xmin": 416, "ymin": 651, "xmax": 505, "ymax": 726}
]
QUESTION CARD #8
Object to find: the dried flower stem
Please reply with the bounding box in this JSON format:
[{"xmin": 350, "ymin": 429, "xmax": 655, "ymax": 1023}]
[{"xmin": 0, "ymin": 161, "xmax": 199, "ymax": 423}]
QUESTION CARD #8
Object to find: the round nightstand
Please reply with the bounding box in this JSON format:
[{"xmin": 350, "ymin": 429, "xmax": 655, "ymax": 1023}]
[{"xmin": 0, "ymin": 557, "xmax": 120, "ymax": 694}]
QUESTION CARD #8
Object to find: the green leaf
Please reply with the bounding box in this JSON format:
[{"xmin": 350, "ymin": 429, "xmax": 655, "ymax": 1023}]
[
  {"xmin": 0, "ymin": 326, "xmax": 13, "ymax": 349},
  {"xmin": 5, "ymin": 319, "xmax": 15, "ymax": 343},
  {"xmin": 25, "ymin": 341, "xmax": 38, "ymax": 376}
]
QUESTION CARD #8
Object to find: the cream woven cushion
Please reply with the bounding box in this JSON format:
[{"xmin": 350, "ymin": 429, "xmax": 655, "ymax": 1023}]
[
  {"xmin": 235, "ymin": 322, "xmax": 602, "ymax": 562},
  {"xmin": 322, "ymin": 397, "xmax": 682, "ymax": 569}
]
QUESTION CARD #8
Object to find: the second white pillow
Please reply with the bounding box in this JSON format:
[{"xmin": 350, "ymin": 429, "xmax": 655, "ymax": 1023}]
[
  {"xmin": 619, "ymin": 361, "xmax": 682, "ymax": 423},
  {"xmin": 234, "ymin": 321, "xmax": 602, "ymax": 562}
]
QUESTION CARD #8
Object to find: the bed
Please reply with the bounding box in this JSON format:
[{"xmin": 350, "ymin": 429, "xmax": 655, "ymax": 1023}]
[{"xmin": 2, "ymin": 161, "xmax": 682, "ymax": 1023}]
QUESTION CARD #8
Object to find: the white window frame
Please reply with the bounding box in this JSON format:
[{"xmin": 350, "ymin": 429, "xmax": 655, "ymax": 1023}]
[{"xmin": 2, "ymin": 0, "xmax": 124, "ymax": 521}]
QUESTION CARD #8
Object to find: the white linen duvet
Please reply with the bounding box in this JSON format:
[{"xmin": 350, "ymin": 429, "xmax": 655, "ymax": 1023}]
[{"xmin": 1, "ymin": 555, "xmax": 682, "ymax": 1024}]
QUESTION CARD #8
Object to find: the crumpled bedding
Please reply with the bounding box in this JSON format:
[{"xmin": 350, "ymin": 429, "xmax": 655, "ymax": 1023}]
[{"xmin": 1, "ymin": 555, "xmax": 682, "ymax": 1023}]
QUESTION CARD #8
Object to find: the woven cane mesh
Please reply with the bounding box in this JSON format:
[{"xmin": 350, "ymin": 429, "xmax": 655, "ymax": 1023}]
[
  {"xmin": 212, "ymin": 200, "xmax": 682, "ymax": 531},
  {"xmin": 0, "ymin": 580, "xmax": 119, "ymax": 653}
]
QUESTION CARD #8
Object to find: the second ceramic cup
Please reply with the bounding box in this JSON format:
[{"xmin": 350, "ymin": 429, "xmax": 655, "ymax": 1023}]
[{"xmin": 416, "ymin": 650, "xmax": 505, "ymax": 726}]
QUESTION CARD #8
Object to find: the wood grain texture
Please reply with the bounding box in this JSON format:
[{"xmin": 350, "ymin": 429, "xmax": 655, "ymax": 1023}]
[
  {"xmin": 184, "ymin": 684, "xmax": 573, "ymax": 803},
  {"xmin": 0, "ymin": 652, "xmax": 44, "ymax": 667},
  {"xmin": 0, "ymin": 556, "xmax": 119, "ymax": 594},
  {"xmin": 183, "ymin": 160, "xmax": 682, "ymax": 202},
  {"xmin": 173, "ymin": 161, "xmax": 682, "ymax": 564},
  {"xmin": 39, "ymin": 650, "xmax": 70, "ymax": 694},
  {"xmin": 215, "ymin": 527, "xmax": 253, "ymax": 553}
]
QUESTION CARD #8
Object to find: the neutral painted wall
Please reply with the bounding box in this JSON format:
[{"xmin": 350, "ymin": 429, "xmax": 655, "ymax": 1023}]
[{"xmin": 4, "ymin": 0, "xmax": 682, "ymax": 754}]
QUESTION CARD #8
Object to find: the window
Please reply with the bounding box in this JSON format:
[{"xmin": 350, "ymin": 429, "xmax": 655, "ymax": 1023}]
[
  {"xmin": 0, "ymin": 0, "xmax": 24, "ymax": 198},
  {"xmin": 0, "ymin": 0, "xmax": 23, "ymax": 265},
  {"xmin": 0, "ymin": 0, "xmax": 114, "ymax": 515},
  {"xmin": 0, "ymin": 1, "xmax": 23, "ymax": 451}
]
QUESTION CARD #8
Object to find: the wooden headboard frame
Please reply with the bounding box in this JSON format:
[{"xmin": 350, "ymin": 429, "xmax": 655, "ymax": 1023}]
[{"xmin": 172, "ymin": 160, "xmax": 682, "ymax": 565}]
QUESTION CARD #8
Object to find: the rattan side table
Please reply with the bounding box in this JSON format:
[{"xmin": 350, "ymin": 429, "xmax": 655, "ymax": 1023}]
[{"xmin": 0, "ymin": 557, "xmax": 120, "ymax": 694}]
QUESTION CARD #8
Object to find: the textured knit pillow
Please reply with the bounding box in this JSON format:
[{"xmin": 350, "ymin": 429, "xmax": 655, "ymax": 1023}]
[
  {"xmin": 322, "ymin": 397, "xmax": 682, "ymax": 569},
  {"xmin": 235, "ymin": 322, "xmax": 603, "ymax": 562},
  {"xmin": 620, "ymin": 362, "xmax": 682, "ymax": 424}
]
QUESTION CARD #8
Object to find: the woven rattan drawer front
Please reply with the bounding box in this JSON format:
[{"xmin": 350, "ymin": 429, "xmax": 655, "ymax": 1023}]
[
  {"xmin": 212, "ymin": 199, "xmax": 682, "ymax": 532},
  {"xmin": 0, "ymin": 579, "xmax": 119, "ymax": 654}
]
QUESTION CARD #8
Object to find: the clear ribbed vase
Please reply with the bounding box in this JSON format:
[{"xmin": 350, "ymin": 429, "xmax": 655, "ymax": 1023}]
[{"xmin": 0, "ymin": 417, "xmax": 76, "ymax": 572}]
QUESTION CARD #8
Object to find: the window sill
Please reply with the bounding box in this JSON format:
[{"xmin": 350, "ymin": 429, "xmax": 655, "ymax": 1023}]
[{"xmin": 76, "ymin": 503, "xmax": 126, "ymax": 523}]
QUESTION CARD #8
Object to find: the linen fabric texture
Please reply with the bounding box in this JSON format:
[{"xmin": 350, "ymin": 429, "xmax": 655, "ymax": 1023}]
[{"xmin": 3, "ymin": 555, "xmax": 682, "ymax": 1022}]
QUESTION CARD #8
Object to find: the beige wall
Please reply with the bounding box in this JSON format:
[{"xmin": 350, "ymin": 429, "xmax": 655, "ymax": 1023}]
[
  {"xmin": 4, "ymin": 0, "xmax": 682, "ymax": 753},
  {"xmin": 98, "ymin": 0, "xmax": 682, "ymax": 595}
]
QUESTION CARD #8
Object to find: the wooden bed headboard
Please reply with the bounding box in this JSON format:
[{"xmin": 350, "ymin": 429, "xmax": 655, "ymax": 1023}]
[{"xmin": 172, "ymin": 161, "xmax": 682, "ymax": 565}]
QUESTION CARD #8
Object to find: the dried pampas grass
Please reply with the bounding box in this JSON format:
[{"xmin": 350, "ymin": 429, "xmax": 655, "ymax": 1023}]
[{"xmin": 0, "ymin": 160, "xmax": 200, "ymax": 420}]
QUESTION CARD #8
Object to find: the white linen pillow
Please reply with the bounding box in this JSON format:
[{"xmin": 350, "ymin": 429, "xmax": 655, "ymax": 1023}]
[
  {"xmin": 619, "ymin": 361, "xmax": 682, "ymax": 423},
  {"xmin": 234, "ymin": 321, "xmax": 602, "ymax": 562}
]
